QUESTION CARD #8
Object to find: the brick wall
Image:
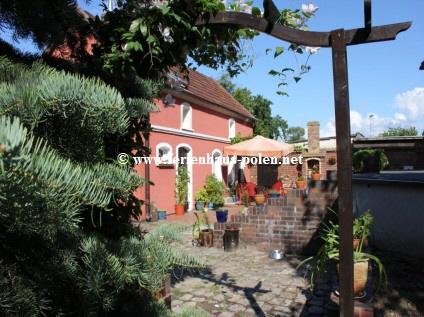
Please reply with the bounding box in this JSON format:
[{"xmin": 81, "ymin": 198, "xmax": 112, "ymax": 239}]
[{"xmin": 214, "ymin": 180, "xmax": 338, "ymax": 254}]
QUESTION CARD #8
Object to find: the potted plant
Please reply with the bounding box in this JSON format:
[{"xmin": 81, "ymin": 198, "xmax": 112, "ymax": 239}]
[
  {"xmin": 192, "ymin": 210, "xmax": 213, "ymax": 247},
  {"xmin": 209, "ymin": 194, "xmax": 224, "ymax": 209},
  {"xmin": 296, "ymin": 176, "xmax": 305, "ymax": 189},
  {"xmin": 311, "ymin": 164, "xmax": 321, "ymax": 180},
  {"xmin": 268, "ymin": 189, "xmax": 280, "ymax": 198},
  {"xmin": 175, "ymin": 166, "xmax": 189, "ymax": 215},
  {"xmin": 353, "ymin": 210, "xmax": 373, "ymax": 249},
  {"xmin": 204, "ymin": 174, "xmax": 225, "ymax": 209},
  {"xmin": 297, "ymin": 210, "xmax": 387, "ymax": 299},
  {"xmin": 328, "ymin": 157, "xmax": 337, "ymax": 165},
  {"xmin": 215, "ymin": 207, "xmax": 228, "ymax": 223},
  {"xmin": 195, "ymin": 188, "xmax": 208, "ymax": 211},
  {"xmin": 254, "ymin": 186, "xmax": 266, "ymax": 205}
]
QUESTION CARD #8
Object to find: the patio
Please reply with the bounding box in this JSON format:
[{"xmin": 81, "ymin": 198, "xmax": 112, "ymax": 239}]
[{"xmin": 170, "ymin": 227, "xmax": 334, "ymax": 317}]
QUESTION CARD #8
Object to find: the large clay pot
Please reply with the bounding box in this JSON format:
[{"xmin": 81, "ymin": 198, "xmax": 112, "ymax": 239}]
[
  {"xmin": 175, "ymin": 204, "xmax": 185, "ymax": 216},
  {"xmin": 353, "ymin": 237, "xmax": 369, "ymax": 249},
  {"xmin": 254, "ymin": 194, "xmax": 266, "ymax": 205},
  {"xmin": 336, "ymin": 259, "xmax": 369, "ymax": 296},
  {"xmin": 296, "ymin": 181, "xmax": 305, "ymax": 189},
  {"xmin": 200, "ymin": 229, "xmax": 213, "ymax": 247},
  {"xmin": 311, "ymin": 173, "xmax": 321, "ymax": 181}
]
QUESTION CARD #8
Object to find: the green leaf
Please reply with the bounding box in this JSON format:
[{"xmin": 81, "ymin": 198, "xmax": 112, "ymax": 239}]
[
  {"xmin": 294, "ymin": 77, "xmax": 301, "ymax": 83},
  {"xmin": 237, "ymin": 29, "xmax": 247, "ymax": 37},
  {"xmin": 251, "ymin": 7, "xmax": 261, "ymax": 17},
  {"xmin": 296, "ymin": 47, "xmax": 303, "ymax": 54},
  {"xmin": 160, "ymin": 6, "xmax": 170, "ymax": 15},
  {"xmin": 125, "ymin": 42, "xmax": 135, "ymax": 51},
  {"xmin": 268, "ymin": 70, "xmax": 280, "ymax": 76},
  {"xmin": 278, "ymin": 82, "xmax": 288, "ymax": 87},
  {"xmin": 276, "ymin": 91, "xmax": 289, "ymax": 96},
  {"xmin": 281, "ymin": 68, "xmax": 294, "ymax": 73},
  {"xmin": 274, "ymin": 47, "xmax": 284, "ymax": 58},
  {"xmin": 129, "ymin": 19, "xmax": 141, "ymax": 33},
  {"xmin": 133, "ymin": 41, "xmax": 142, "ymax": 51},
  {"xmin": 139, "ymin": 25, "xmax": 148, "ymax": 37},
  {"xmin": 265, "ymin": 48, "xmax": 272, "ymax": 55}
]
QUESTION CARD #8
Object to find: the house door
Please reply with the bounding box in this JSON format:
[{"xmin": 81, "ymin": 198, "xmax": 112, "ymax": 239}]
[{"xmin": 257, "ymin": 163, "xmax": 278, "ymax": 189}]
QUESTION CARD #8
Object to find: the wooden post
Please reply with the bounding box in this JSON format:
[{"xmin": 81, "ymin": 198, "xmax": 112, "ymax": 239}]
[
  {"xmin": 145, "ymin": 135, "xmax": 151, "ymax": 220},
  {"xmin": 331, "ymin": 29, "xmax": 354, "ymax": 317}
]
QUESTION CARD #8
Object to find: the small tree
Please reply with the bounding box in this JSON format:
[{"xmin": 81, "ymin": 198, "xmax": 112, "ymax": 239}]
[
  {"xmin": 175, "ymin": 166, "xmax": 190, "ymax": 205},
  {"xmin": 379, "ymin": 127, "xmax": 418, "ymax": 137}
]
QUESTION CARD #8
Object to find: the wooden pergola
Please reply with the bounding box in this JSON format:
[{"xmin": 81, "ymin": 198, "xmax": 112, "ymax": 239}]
[{"xmin": 196, "ymin": 1, "xmax": 411, "ymax": 316}]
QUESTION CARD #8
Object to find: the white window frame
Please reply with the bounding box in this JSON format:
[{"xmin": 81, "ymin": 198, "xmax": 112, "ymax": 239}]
[
  {"xmin": 156, "ymin": 143, "xmax": 173, "ymax": 165},
  {"xmin": 228, "ymin": 118, "xmax": 236, "ymax": 139},
  {"xmin": 211, "ymin": 149, "xmax": 223, "ymax": 181},
  {"xmin": 181, "ymin": 102, "xmax": 193, "ymax": 131},
  {"xmin": 176, "ymin": 143, "xmax": 193, "ymax": 210}
]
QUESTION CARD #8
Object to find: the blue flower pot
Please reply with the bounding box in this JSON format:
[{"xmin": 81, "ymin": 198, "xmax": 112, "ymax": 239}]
[
  {"xmin": 270, "ymin": 194, "xmax": 280, "ymax": 198},
  {"xmin": 216, "ymin": 210, "xmax": 228, "ymax": 223},
  {"xmin": 208, "ymin": 202, "xmax": 214, "ymax": 209},
  {"xmin": 232, "ymin": 195, "xmax": 237, "ymax": 202},
  {"xmin": 157, "ymin": 210, "xmax": 166, "ymax": 220}
]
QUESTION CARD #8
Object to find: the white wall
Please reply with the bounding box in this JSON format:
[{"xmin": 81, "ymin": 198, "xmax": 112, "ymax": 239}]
[{"xmin": 353, "ymin": 180, "xmax": 424, "ymax": 258}]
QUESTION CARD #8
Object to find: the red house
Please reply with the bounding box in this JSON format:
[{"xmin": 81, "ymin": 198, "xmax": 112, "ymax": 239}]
[{"xmin": 135, "ymin": 69, "xmax": 255, "ymax": 217}]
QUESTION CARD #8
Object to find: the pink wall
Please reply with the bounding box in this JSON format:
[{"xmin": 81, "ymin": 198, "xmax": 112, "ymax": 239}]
[
  {"xmin": 135, "ymin": 95, "xmax": 254, "ymax": 219},
  {"xmin": 151, "ymin": 95, "xmax": 253, "ymax": 139}
]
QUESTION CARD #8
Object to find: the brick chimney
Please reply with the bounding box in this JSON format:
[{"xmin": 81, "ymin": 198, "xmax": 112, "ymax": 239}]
[{"xmin": 308, "ymin": 121, "xmax": 320, "ymax": 153}]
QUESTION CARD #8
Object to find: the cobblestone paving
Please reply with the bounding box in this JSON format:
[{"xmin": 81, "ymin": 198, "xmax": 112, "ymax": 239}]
[{"xmin": 171, "ymin": 231, "xmax": 333, "ymax": 317}]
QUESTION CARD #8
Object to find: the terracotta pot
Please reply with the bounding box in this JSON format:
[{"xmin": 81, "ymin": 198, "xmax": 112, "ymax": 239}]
[
  {"xmin": 337, "ymin": 259, "xmax": 369, "ymax": 296},
  {"xmin": 175, "ymin": 204, "xmax": 185, "ymax": 216},
  {"xmin": 200, "ymin": 229, "xmax": 213, "ymax": 247},
  {"xmin": 311, "ymin": 173, "xmax": 321, "ymax": 181},
  {"xmin": 254, "ymin": 194, "xmax": 266, "ymax": 205},
  {"xmin": 353, "ymin": 237, "xmax": 369, "ymax": 249},
  {"xmin": 296, "ymin": 181, "xmax": 305, "ymax": 189}
]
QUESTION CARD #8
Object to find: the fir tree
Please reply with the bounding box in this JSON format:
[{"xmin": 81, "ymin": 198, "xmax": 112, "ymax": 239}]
[{"xmin": 0, "ymin": 57, "xmax": 202, "ymax": 316}]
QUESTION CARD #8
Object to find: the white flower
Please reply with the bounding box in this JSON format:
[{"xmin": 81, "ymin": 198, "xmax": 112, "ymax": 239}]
[
  {"xmin": 302, "ymin": 2, "xmax": 319, "ymax": 16},
  {"xmin": 293, "ymin": 18, "xmax": 306, "ymax": 28},
  {"xmin": 241, "ymin": 3, "xmax": 252, "ymax": 14},
  {"xmin": 121, "ymin": 43, "xmax": 128, "ymax": 51},
  {"xmin": 158, "ymin": 24, "xmax": 174, "ymax": 43},
  {"xmin": 305, "ymin": 46, "xmax": 320, "ymax": 55},
  {"xmin": 163, "ymin": 93, "xmax": 176, "ymax": 106},
  {"xmin": 151, "ymin": 0, "xmax": 168, "ymax": 9}
]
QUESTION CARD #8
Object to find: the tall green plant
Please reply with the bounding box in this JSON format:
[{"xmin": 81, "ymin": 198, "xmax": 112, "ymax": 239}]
[
  {"xmin": 296, "ymin": 208, "xmax": 387, "ymax": 300},
  {"xmin": 175, "ymin": 166, "xmax": 190, "ymax": 205}
]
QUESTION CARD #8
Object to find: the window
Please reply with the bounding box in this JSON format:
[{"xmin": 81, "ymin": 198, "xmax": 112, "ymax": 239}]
[
  {"xmin": 181, "ymin": 103, "xmax": 192, "ymax": 130},
  {"xmin": 156, "ymin": 143, "xmax": 172, "ymax": 165},
  {"xmin": 229, "ymin": 118, "xmax": 236, "ymax": 138}
]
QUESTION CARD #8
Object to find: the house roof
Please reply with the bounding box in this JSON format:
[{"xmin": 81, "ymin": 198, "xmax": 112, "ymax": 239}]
[
  {"xmin": 172, "ymin": 68, "xmax": 256, "ymax": 121},
  {"xmin": 291, "ymin": 132, "xmax": 365, "ymax": 144}
]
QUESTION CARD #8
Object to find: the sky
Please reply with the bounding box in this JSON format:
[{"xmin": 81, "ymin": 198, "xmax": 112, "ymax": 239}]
[{"xmin": 2, "ymin": 0, "xmax": 423, "ymax": 138}]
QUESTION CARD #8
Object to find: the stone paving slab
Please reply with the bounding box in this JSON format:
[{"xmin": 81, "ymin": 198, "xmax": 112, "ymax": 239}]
[{"xmin": 171, "ymin": 230, "xmax": 333, "ymax": 317}]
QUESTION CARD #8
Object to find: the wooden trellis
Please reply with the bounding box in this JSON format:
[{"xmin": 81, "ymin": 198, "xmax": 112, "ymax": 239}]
[{"xmin": 196, "ymin": 1, "xmax": 411, "ymax": 316}]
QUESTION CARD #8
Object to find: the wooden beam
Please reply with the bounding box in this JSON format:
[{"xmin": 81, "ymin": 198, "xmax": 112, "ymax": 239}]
[
  {"xmin": 196, "ymin": 12, "xmax": 411, "ymax": 47},
  {"xmin": 331, "ymin": 29, "xmax": 354, "ymax": 317}
]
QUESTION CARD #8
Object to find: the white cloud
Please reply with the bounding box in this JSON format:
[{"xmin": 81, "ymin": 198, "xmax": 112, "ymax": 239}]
[
  {"xmin": 319, "ymin": 87, "xmax": 424, "ymax": 137},
  {"xmin": 395, "ymin": 87, "xmax": 424, "ymax": 121},
  {"xmin": 321, "ymin": 110, "xmax": 411, "ymax": 137}
]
